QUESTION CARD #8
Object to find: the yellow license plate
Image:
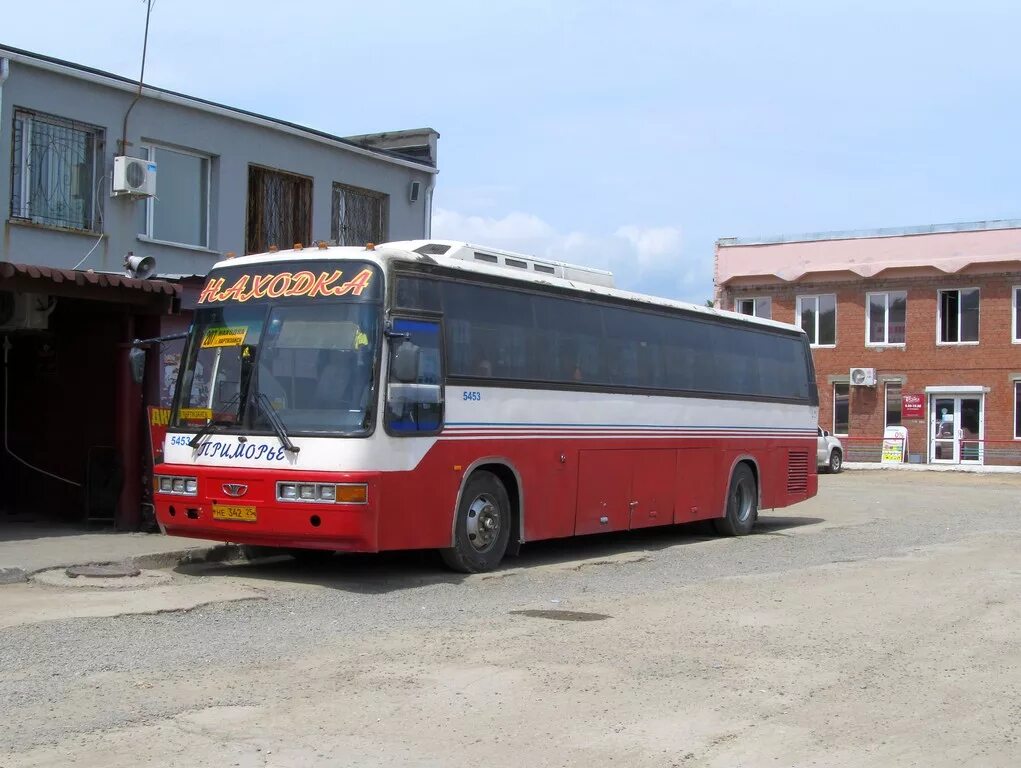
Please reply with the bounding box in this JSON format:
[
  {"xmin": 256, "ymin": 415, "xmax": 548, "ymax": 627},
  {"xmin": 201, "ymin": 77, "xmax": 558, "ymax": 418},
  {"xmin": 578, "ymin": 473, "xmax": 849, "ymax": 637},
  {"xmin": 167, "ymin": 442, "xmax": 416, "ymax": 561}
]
[{"xmin": 212, "ymin": 504, "xmax": 257, "ymax": 522}]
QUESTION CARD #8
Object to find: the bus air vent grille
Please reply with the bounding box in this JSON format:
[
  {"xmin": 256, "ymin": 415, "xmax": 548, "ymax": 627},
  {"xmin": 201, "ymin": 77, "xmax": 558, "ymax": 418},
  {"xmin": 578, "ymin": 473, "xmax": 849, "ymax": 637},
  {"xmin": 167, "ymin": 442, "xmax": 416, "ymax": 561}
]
[{"xmin": 786, "ymin": 452, "xmax": 809, "ymax": 493}]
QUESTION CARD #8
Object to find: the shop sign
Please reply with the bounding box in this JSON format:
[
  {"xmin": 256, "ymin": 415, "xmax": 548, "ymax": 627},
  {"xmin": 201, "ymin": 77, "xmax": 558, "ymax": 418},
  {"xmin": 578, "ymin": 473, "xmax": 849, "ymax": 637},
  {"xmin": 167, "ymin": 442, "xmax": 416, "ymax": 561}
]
[
  {"xmin": 902, "ymin": 393, "xmax": 925, "ymax": 419},
  {"xmin": 147, "ymin": 407, "xmax": 171, "ymax": 464}
]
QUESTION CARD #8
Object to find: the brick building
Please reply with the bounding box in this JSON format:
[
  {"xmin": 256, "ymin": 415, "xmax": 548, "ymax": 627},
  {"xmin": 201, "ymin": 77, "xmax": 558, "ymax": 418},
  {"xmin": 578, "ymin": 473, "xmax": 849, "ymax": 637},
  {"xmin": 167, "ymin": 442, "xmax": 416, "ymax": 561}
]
[{"xmin": 714, "ymin": 220, "xmax": 1021, "ymax": 466}]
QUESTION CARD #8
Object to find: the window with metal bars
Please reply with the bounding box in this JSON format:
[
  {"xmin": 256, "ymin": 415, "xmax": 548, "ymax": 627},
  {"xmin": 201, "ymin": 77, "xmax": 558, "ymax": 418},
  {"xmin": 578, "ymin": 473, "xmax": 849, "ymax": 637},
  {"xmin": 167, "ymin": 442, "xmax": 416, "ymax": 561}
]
[
  {"xmin": 245, "ymin": 166, "xmax": 312, "ymax": 254},
  {"xmin": 331, "ymin": 183, "xmax": 388, "ymax": 246},
  {"xmin": 11, "ymin": 110, "xmax": 103, "ymax": 231}
]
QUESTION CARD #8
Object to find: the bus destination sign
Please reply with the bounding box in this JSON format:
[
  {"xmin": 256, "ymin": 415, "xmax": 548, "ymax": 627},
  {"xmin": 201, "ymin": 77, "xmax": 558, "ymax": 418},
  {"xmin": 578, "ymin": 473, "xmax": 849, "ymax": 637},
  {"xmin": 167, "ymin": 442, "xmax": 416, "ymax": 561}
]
[{"xmin": 198, "ymin": 266, "xmax": 376, "ymax": 305}]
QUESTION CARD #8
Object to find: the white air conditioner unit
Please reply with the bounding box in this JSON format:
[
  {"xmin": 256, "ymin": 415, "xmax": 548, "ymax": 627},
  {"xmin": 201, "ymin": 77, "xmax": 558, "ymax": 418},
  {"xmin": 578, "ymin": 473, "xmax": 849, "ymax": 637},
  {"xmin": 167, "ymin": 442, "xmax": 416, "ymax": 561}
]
[
  {"xmin": 112, "ymin": 156, "xmax": 157, "ymax": 197},
  {"xmin": 0, "ymin": 291, "xmax": 56, "ymax": 331},
  {"xmin": 849, "ymin": 367, "xmax": 877, "ymax": 386}
]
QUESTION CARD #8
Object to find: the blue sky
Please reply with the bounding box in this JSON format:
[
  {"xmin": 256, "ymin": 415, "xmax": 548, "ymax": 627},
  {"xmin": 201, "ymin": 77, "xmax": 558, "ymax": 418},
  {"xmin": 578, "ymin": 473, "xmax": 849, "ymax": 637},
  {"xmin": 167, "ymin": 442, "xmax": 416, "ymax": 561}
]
[{"xmin": 6, "ymin": 0, "xmax": 1021, "ymax": 302}]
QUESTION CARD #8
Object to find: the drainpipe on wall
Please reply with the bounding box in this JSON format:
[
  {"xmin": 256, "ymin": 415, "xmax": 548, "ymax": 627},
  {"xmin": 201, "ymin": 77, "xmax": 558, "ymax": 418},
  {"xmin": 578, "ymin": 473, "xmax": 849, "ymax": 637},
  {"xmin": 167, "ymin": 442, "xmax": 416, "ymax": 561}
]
[
  {"xmin": 0, "ymin": 58, "xmax": 10, "ymax": 134},
  {"xmin": 425, "ymin": 182, "xmax": 435, "ymax": 239}
]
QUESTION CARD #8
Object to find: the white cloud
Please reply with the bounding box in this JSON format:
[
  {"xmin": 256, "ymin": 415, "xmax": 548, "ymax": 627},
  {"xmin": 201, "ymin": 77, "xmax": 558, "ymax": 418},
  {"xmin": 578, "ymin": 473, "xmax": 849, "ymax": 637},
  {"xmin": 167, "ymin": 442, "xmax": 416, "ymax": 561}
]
[
  {"xmin": 432, "ymin": 209, "xmax": 555, "ymax": 245},
  {"xmin": 614, "ymin": 225, "xmax": 684, "ymax": 271},
  {"xmin": 431, "ymin": 208, "xmax": 711, "ymax": 303}
]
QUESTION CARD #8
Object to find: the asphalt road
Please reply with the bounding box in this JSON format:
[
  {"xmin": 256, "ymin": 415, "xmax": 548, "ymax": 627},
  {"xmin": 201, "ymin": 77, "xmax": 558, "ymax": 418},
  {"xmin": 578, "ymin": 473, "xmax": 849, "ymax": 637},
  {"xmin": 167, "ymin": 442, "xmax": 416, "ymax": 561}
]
[{"xmin": 2, "ymin": 470, "xmax": 1020, "ymax": 767}]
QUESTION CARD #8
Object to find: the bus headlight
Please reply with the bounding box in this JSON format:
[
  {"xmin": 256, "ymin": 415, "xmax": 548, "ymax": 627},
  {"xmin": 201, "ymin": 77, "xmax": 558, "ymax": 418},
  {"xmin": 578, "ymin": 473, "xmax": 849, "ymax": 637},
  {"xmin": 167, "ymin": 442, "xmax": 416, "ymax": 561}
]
[
  {"xmin": 155, "ymin": 475, "xmax": 198, "ymax": 496},
  {"xmin": 275, "ymin": 481, "xmax": 367, "ymax": 504}
]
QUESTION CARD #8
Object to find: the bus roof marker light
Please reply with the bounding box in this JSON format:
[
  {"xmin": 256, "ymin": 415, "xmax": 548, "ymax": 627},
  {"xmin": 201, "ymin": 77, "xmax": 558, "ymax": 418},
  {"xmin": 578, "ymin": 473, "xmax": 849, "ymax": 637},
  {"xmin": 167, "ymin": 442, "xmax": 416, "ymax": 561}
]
[
  {"xmin": 365, "ymin": 242, "xmax": 376, "ymax": 251},
  {"xmin": 268, "ymin": 245, "xmax": 279, "ymax": 253},
  {"xmin": 317, "ymin": 241, "xmax": 329, "ymax": 250},
  {"xmin": 293, "ymin": 243, "xmax": 303, "ymax": 251}
]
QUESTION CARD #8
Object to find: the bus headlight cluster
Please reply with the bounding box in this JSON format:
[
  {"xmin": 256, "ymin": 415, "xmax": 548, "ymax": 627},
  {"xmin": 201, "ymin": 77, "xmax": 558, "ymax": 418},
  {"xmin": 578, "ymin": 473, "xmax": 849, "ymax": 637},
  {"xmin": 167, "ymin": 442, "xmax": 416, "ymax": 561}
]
[
  {"xmin": 276, "ymin": 482, "xmax": 367, "ymax": 504},
  {"xmin": 155, "ymin": 475, "xmax": 198, "ymax": 496}
]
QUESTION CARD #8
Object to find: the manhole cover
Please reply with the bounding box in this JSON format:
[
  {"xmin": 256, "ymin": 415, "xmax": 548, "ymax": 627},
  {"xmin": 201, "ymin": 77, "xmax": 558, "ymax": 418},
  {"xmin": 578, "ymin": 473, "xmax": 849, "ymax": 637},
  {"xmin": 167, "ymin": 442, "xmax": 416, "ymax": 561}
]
[
  {"xmin": 509, "ymin": 609, "xmax": 610, "ymax": 622},
  {"xmin": 66, "ymin": 564, "xmax": 142, "ymax": 579},
  {"xmin": 33, "ymin": 567, "xmax": 172, "ymax": 589}
]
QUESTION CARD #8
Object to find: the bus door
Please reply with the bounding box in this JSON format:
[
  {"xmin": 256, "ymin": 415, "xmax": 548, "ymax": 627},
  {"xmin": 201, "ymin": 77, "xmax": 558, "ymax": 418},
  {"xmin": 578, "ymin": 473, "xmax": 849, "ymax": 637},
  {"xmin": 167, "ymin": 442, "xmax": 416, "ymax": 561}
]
[{"xmin": 385, "ymin": 317, "xmax": 444, "ymax": 434}]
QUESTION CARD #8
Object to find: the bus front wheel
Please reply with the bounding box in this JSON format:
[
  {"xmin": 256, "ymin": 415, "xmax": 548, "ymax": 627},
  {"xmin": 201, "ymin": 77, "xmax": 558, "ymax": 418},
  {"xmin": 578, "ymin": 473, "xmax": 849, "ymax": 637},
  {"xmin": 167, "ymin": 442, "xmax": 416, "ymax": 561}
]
[
  {"xmin": 441, "ymin": 471, "xmax": 511, "ymax": 573},
  {"xmin": 713, "ymin": 463, "xmax": 758, "ymax": 536}
]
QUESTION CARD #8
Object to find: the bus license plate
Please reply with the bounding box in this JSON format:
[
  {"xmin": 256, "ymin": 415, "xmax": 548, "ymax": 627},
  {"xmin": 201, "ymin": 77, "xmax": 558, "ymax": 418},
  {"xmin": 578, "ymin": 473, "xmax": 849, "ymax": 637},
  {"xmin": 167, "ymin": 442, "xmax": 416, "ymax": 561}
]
[{"xmin": 212, "ymin": 504, "xmax": 257, "ymax": 522}]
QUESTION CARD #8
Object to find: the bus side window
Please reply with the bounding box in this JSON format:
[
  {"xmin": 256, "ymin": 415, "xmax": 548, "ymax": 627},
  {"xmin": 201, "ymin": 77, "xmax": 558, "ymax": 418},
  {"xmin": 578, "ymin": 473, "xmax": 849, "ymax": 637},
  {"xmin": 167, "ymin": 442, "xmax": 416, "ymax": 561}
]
[{"xmin": 386, "ymin": 318, "xmax": 444, "ymax": 435}]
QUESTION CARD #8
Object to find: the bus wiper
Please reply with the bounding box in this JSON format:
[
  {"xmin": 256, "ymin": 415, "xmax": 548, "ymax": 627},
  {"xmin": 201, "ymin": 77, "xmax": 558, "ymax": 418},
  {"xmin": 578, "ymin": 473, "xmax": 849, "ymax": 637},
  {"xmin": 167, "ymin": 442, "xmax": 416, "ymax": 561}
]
[
  {"xmin": 188, "ymin": 394, "xmax": 242, "ymax": 448},
  {"xmin": 255, "ymin": 393, "xmax": 300, "ymax": 454}
]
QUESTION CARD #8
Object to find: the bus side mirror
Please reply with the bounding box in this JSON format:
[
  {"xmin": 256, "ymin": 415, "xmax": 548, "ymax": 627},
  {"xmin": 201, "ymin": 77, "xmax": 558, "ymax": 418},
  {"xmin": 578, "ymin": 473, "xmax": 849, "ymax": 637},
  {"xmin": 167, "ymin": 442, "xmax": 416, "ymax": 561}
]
[
  {"xmin": 391, "ymin": 340, "xmax": 420, "ymax": 383},
  {"xmin": 128, "ymin": 346, "xmax": 146, "ymax": 385}
]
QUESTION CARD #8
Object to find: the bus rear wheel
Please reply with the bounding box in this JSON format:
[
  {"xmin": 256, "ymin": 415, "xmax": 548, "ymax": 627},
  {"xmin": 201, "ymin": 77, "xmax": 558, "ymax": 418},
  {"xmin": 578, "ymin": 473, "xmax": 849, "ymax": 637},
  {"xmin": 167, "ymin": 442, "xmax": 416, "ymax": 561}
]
[
  {"xmin": 441, "ymin": 471, "xmax": 511, "ymax": 573},
  {"xmin": 713, "ymin": 463, "xmax": 758, "ymax": 536}
]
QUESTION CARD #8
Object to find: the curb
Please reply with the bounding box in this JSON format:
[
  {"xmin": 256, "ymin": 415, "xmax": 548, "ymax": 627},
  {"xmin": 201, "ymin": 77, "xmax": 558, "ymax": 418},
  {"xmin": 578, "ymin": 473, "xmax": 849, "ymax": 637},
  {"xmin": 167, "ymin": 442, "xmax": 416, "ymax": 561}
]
[
  {"xmin": 0, "ymin": 566, "xmax": 29, "ymax": 585},
  {"xmin": 0, "ymin": 543, "xmax": 251, "ymax": 584},
  {"xmin": 128, "ymin": 543, "xmax": 248, "ymax": 570},
  {"xmin": 844, "ymin": 462, "xmax": 1021, "ymax": 474}
]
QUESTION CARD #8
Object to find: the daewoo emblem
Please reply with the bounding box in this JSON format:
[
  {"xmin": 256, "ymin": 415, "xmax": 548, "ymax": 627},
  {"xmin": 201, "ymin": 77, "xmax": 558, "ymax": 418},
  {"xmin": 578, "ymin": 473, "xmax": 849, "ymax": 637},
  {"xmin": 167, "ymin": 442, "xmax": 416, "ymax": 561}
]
[{"xmin": 222, "ymin": 483, "xmax": 248, "ymax": 498}]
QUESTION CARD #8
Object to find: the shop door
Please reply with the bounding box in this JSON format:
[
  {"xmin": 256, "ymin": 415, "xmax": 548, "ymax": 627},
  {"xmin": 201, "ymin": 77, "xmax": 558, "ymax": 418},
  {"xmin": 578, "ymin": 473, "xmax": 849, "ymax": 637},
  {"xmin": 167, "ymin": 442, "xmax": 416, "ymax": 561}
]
[{"xmin": 930, "ymin": 396, "xmax": 984, "ymax": 464}]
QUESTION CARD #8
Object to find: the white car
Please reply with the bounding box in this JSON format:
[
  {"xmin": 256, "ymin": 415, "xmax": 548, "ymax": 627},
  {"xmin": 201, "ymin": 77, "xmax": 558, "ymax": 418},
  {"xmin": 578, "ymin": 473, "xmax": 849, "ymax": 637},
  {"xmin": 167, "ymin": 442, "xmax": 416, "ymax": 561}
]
[{"xmin": 817, "ymin": 427, "xmax": 843, "ymax": 473}]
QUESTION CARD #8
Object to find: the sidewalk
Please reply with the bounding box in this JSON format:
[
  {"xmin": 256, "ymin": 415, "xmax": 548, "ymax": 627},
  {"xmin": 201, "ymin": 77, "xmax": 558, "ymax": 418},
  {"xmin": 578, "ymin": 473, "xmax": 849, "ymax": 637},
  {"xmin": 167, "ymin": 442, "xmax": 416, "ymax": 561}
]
[
  {"xmin": 0, "ymin": 524, "xmax": 237, "ymax": 584},
  {"xmin": 845, "ymin": 462, "xmax": 1021, "ymax": 474}
]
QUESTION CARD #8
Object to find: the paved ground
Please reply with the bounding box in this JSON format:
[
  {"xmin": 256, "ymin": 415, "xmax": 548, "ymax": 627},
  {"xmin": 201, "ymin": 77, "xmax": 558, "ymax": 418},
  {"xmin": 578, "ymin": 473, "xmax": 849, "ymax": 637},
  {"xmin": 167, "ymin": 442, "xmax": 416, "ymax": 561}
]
[
  {"xmin": 0, "ymin": 523, "xmax": 223, "ymax": 579},
  {"xmin": 1, "ymin": 471, "xmax": 1019, "ymax": 767}
]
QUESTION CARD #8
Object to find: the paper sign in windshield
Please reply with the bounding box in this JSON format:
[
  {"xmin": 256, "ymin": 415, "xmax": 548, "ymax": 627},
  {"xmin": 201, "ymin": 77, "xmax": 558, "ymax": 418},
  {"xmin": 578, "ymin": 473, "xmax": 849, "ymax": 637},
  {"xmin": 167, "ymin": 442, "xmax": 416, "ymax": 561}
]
[
  {"xmin": 179, "ymin": 407, "xmax": 213, "ymax": 422},
  {"xmin": 201, "ymin": 327, "xmax": 248, "ymax": 348}
]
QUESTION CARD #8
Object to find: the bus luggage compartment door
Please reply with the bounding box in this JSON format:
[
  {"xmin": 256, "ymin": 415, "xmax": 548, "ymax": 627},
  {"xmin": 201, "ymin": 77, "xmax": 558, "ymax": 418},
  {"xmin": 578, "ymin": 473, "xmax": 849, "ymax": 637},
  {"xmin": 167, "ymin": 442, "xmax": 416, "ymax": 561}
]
[
  {"xmin": 629, "ymin": 449, "xmax": 676, "ymax": 529},
  {"xmin": 574, "ymin": 450, "xmax": 632, "ymax": 535}
]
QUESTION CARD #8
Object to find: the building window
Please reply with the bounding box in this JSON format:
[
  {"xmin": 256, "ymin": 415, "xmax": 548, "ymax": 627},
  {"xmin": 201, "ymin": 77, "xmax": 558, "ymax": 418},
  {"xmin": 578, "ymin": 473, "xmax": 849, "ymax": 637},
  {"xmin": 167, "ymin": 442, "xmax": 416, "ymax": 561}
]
[
  {"xmin": 331, "ymin": 183, "xmax": 388, "ymax": 246},
  {"xmin": 1013, "ymin": 286, "xmax": 1021, "ymax": 343},
  {"xmin": 797, "ymin": 294, "xmax": 836, "ymax": 346},
  {"xmin": 885, "ymin": 382, "xmax": 902, "ymax": 428},
  {"xmin": 246, "ymin": 166, "xmax": 312, "ymax": 254},
  {"xmin": 938, "ymin": 288, "xmax": 979, "ymax": 344},
  {"xmin": 833, "ymin": 382, "xmax": 849, "ymax": 435},
  {"xmin": 1016, "ymin": 382, "xmax": 1021, "ymax": 439},
  {"xmin": 142, "ymin": 145, "xmax": 210, "ymax": 247},
  {"xmin": 867, "ymin": 291, "xmax": 906, "ymax": 345},
  {"xmin": 10, "ymin": 110, "xmax": 102, "ymax": 231},
  {"xmin": 735, "ymin": 297, "xmax": 772, "ymax": 319}
]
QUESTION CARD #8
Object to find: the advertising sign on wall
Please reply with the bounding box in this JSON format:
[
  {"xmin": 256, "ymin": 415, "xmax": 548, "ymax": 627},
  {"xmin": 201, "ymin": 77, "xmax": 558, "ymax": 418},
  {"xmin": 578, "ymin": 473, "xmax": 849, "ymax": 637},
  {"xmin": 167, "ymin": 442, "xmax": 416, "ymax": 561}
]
[
  {"xmin": 902, "ymin": 393, "xmax": 925, "ymax": 420},
  {"xmin": 147, "ymin": 407, "xmax": 171, "ymax": 465}
]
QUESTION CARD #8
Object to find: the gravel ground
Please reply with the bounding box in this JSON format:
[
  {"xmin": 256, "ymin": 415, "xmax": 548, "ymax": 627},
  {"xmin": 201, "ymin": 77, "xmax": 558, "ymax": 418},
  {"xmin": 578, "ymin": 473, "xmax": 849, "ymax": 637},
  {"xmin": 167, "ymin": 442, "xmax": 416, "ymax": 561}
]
[{"xmin": 1, "ymin": 471, "xmax": 1019, "ymax": 767}]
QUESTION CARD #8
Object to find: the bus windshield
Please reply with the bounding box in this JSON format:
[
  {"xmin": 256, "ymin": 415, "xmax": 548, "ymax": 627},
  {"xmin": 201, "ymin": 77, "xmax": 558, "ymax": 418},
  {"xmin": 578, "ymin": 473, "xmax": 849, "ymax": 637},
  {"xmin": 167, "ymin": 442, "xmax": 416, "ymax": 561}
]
[{"xmin": 173, "ymin": 301, "xmax": 380, "ymax": 436}]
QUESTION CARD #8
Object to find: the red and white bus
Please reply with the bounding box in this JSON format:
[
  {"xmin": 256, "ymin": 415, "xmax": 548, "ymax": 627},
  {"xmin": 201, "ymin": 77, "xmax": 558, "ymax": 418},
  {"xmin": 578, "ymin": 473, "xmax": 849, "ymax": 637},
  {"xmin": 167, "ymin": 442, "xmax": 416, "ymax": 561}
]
[{"xmin": 153, "ymin": 240, "xmax": 818, "ymax": 572}]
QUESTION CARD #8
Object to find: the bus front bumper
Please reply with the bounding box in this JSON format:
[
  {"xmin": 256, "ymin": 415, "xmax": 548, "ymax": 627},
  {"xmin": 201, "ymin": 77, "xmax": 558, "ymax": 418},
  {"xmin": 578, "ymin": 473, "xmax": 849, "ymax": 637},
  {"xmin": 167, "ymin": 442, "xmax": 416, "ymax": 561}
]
[{"xmin": 153, "ymin": 466, "xmax": 380, "ymax": 552}]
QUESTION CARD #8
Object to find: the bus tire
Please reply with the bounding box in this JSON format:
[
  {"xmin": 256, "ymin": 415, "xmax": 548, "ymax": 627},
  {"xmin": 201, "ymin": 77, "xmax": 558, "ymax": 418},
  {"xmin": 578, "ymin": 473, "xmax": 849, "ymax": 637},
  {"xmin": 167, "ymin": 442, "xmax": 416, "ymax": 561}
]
[
  {"xmin": 713, "ymin": 463, "xmax": 758, "ymax": 536},
  {"xmin": 441, "ymin": 471, "xmax": 511, "ymax": 573}
]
